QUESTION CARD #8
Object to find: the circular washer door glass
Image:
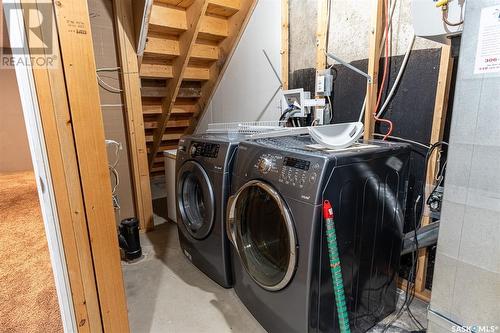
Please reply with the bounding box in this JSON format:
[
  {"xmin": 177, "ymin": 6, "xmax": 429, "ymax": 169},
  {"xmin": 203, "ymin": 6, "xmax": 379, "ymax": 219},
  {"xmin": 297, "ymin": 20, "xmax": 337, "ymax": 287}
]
[
  {"xmin": 177, "ymin": 161, "xmax": 214, "ymax": 239},
  {"xmin": 233, "ymin": 182, "xmax": 296, "ymax": 290}
]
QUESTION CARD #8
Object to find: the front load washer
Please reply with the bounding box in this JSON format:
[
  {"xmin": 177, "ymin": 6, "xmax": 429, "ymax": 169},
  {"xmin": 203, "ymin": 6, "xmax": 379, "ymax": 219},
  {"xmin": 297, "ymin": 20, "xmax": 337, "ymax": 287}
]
[
  {"xmin": 176, "ymin": 133, "xmax": 245, "ymax": 288},
  {"xmin": 226, "ymin": 135, "xmax": 411, "ymax": 332}
]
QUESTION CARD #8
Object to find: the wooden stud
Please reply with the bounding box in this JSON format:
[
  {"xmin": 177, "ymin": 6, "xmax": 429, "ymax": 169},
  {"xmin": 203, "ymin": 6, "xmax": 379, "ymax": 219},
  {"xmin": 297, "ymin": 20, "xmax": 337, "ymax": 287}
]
[
  {"xmin": 22, "ymin": 1, "xmax": 102, "ymax": 331},
  {"xmin": 315, "ymin": 0, "xmax": 328, "ymax": 75},
  {"xmin": 281, "ymin": 0, "xmax": 289, "ymax": 89},
  {"xmin": 364, "ymin": 0, "xmax": 384, "ymax": 139},
  {"xmin": 53, "ymin": 1, "xmax": 130, "ymax": 331},
  {"xmin": 186, "ymin": 0, "xmax": 257, "ymax": 134},
  {"xmin": 148, "ymin": 0, "xmax": 210, "ymax": 169},
  {"xmin": 114, "ymin": 0, "xmax": 155, "ymax": 231},
  {"xmin": 414, "ymin": 44, "xmax": 454, "ymax": 293}
]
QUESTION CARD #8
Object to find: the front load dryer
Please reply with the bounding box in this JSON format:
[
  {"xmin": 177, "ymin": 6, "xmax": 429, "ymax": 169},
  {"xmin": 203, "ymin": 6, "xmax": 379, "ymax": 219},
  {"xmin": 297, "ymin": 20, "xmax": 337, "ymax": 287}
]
[
  {"xmin": 176, "ymin": 133, "xmax": 244, "ymax": 288},
  {"xmin": 226, "ymin": 135, "xmax": 411, "ymax": 332}
]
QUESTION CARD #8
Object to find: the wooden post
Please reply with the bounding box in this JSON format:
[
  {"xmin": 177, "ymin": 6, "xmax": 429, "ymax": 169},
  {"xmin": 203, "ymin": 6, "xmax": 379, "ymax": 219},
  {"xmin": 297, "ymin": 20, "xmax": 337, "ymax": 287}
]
[
  {"xmin": 113, "ymin": 0, "xmax": 154, "ymax": 231},
  {"xmin": 364, "ymin": 0, "xmax": 385, "ymax": 139},
  {"xmin": 53, "ymin": 1, "xmax": 130, "ymax": 331},
  {"xmin": 315, "ymin": 0, "xmax": 328, "ymax": 75},
  {"xmin": 21, "ymin": 0, "xmax": 102, "ymax": 331},
  {"xmin": 281, "ymin": 0, "xmax": 289, "ymax": 89},
  {"xmin": 415, "ymin": 44, "xmax": 454, "ymax": 293}
]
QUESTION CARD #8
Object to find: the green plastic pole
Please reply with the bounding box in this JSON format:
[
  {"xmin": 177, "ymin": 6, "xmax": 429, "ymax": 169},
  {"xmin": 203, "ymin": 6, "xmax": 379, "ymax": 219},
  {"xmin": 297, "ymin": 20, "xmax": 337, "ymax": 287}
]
[{"xmin": 323, "ymin": 200, "xmax": 351, "ymax": 333}]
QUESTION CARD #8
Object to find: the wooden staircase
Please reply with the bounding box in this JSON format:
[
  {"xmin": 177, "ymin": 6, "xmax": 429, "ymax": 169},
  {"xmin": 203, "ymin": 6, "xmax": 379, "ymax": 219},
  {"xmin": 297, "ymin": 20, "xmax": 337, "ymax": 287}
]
[{"xmin": 138, "ymin": 0, "xmax": 256, "ymax": 175}]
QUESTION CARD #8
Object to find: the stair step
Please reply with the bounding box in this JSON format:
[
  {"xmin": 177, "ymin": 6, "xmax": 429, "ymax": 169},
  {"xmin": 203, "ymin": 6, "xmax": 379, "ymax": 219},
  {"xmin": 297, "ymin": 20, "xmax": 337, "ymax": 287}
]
[
  {"xmin": 154, "ymin": 0, "xmax": 195, "ymax": 8},
  {"xmin": 142, "ymin": 102, "xmax": 198, "ymax": 115},
  {"xmin": 144, "ymin": 36, "xmax": 180, "ymax": 60},
  {"xmin": 183, "ymin": 67, "xmax": 210, "ymax": 81},
  {"xmin": 141, "ymin": 86, "xmax": 201, "ymax": 98},
  {"xmin": 191, "ymin": 43, "xmax": 219, "ymax": 63},
  {"xmin": 145, "ymin": 132, "xmax": 184, "ymax": 142},
  {"xmin": 149, "ymin": 4, "xmax": 187, "ymax": 35},
  {"xmin": 198, "ymin": 15, "xmax": 228, "ymax": 40},
  {"xmin": 140, "ymin": 62, "xmax": 173, "ymax": 79},
  {"xmin": 206, "ymin": 0, "xmax": 240, "ymax": 17},
  {"xmin": 144, "ymin": 119, "xmax": 191, "ymax": 129}
]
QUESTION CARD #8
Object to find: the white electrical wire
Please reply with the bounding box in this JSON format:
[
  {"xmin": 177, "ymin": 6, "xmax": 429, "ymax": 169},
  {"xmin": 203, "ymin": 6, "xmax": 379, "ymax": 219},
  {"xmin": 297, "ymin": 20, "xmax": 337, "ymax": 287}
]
[
  {"xmin": 96, "ymin": 67, "xmax": 123, "ymax": 93},
  {"xmin": 376, "ymin": 33, "xmax": 416, "ymax": 118}
]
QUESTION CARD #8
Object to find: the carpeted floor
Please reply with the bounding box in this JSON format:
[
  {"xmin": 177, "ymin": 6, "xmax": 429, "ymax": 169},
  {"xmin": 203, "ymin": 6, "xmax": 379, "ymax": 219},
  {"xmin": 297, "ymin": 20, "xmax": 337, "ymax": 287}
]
[{"xmin": 0, "ymin": 171, "xmax": 63, "ymax": 333}]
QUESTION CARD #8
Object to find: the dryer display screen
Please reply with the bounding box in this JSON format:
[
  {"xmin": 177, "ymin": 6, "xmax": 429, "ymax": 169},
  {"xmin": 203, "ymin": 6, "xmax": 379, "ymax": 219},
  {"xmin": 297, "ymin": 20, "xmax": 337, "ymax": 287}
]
[{"xmin": 283, "ymin": 157, "xmax": 310, "ymax": 170}]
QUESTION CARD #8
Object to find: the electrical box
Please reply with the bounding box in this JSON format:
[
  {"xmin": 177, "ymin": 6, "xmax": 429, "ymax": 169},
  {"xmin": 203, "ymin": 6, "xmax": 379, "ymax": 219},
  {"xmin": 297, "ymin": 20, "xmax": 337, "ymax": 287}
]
[
  {"xmin": 411, "ymin": 0, "xmax": 466, "ymax": 44},
  {"xmin": 315, "ymin": 69, "xmax": 333, "ymax": 97},
  {"xmin": 281, "ymin": 89, "xmax": 310, "ymax": 117}
]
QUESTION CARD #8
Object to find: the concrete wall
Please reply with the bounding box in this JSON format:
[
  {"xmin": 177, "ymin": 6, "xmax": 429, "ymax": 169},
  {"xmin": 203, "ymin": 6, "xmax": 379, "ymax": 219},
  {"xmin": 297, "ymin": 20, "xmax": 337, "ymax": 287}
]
[
  {"xmin": 0, "ymin": 66, "xmax": 32, "ymax": 172},
  {"xmin": 88, "ymin": 0, "xmax": 135, "ymax": 222},
  {"xmin": 428, "ymin": 1, "xmax": 500, "ymax": 331},
  {"xmin": 196, "ymin": 0, "xmax": 282, "ymax": 132}
]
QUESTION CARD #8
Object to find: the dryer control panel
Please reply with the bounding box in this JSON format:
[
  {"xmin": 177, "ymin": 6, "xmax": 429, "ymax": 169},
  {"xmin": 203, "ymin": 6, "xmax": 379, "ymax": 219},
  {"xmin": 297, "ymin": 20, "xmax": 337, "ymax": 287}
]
[
  {"xmin": 254, "ymin": 153, "xmax": 323, "ymax": 190},
  {"xmin": 189, "ymin": 142, "xmax": 220, "ymax": 158}
]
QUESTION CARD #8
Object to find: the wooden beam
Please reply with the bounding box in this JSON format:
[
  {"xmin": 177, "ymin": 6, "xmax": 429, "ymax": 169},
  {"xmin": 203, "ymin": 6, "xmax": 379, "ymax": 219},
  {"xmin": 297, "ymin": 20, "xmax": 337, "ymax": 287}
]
[
  {"xmin": 23, "ymin": 1, "xmax": 102, "ymax": 331},
  {"xmin": 53, "ymin": 1, "xmax": 130, "ymax": 331},
  {"xmin": 315, "ymin": 0, "xmax": 328, "ymax": 74},
  {"xmin": 281, "ymin": 0, "xmax": 289, "ymax": 89},
  {"xmin": 186, "ymin": 0, "xmax": 257, "ymax": 134},
  {"xmin": 415, "ymin": 44, "xmax": 454, "ymax": 293},
  {"xmin": 114, "ymin": 0, "xmax": 155, "ymax": 231},
  {"xmin": 148, "ymin": 0, "xmax": 210, "ymax": 169},
  {"xmin": 364, "ymin": 0, "xmax": 384, "ymax": 139}
]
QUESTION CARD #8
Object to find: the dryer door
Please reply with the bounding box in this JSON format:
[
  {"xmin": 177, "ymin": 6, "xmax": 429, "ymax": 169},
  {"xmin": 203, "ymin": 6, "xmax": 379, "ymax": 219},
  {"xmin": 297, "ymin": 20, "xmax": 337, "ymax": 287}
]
[
  {"xmin": 177, "ymin": 160, "xmax": 215, "ymax": 240},
  {"xmin": 227, "ymin": 180, "xmax": 297, "ymax": 291}
]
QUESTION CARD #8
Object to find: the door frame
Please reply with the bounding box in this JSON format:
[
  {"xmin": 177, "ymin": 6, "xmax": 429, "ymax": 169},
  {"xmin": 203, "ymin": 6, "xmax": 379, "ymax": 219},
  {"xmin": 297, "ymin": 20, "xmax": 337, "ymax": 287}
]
[{"xmin": 4, "ymin": 0, "xmax": 75, "ymax": 330}]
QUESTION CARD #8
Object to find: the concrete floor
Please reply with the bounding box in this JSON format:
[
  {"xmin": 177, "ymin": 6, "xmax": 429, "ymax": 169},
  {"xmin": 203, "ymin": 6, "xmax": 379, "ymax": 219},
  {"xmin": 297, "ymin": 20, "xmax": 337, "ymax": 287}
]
[{"xmin": 122, "ymin": 219, "xmax": 428, "ymax": 333}]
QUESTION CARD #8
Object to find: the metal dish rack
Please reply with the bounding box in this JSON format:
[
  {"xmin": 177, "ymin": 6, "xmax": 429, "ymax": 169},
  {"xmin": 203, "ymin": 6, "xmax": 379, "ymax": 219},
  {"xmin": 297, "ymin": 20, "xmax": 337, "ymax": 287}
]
[{"xmin": 206, "ymin": 121, "xmax": 286, "ymax": 135}]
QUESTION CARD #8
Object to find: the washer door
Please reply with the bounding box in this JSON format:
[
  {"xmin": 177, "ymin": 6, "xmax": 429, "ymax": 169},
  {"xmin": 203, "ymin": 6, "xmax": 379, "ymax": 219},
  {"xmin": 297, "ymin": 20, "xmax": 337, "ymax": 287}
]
[
  {"xmin": 177, "ymin": 161, "xmax": 215, "ymax": 240},
  {"xmin": 227, "ymin": 180, "xmax": 297, "ymax": 291}
]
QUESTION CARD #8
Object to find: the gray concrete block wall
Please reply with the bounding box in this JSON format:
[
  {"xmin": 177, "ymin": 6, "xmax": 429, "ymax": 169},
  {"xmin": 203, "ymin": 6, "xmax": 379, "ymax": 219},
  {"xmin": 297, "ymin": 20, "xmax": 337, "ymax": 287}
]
[{"xmin": 428, "ymin": 0, "xmax": 500, "ymax": 330}]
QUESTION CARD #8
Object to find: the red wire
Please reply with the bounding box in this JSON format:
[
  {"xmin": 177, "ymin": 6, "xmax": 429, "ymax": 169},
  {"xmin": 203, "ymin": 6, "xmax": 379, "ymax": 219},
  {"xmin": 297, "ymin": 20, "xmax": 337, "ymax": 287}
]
[{"xmin": 373, "ymin": 0, "xmax": 393, "ymax": 140}]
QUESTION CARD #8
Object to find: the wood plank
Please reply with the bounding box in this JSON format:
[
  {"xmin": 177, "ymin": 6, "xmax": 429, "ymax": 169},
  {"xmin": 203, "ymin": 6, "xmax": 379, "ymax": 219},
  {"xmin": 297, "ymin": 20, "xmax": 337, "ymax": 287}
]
[
  {"xmin": 364, "ymin": 0, "xmax": 384, "ymax": 139},
  {"xmin": 155, "ymin": 0, "xmax": 195, "ymax": 7},
  {"xmin": 198, "ymin": 14, "xmax": 229, "ymax": 40},
  {"xmin": 146, "ymin": 132, "xmax": 184, "ymax": 142},
  {"xmin": 53, "ymin": 2, "xmax": 130, "ymax": 332},
  {"xmin": 140, "ymin": 62, "xmax": 174, "ymax": 79},
  {"xmin": 145, "ymin": 119, "xmax": 191, "ymax": 129},
  {"xmin": 149, "ymin": 4, "xmax": 188, "ymax": 35},
  {"xmin": 148, "ymin": 1, "xmax": 209, "ymax": 169},
  {"xmin": 186, "ymin": 0, "xmax": 257, "ymax": 134},
  {"xmin": 315, "ymin": 0, "xmax": 328, "ymax": 96},
  {"xmin": 281, "ymin": 0, "xmax": 289, "ymax": 89},
  {"xmin": 23, "ymin": 1, "xmax": 102, "ymax": 330},
  {"xmin": 183, "ymin": 66, "xmax": 210, "ymax": 80},
  {"xmin": 144, "ymin": 35, "xmax": 180, "ymax": 59},
  {"xmin": 191, "ymin": 43, "xmax": 219, "ymax": 62},
  {"xmin": 144, "ymin": 102, "xmax": 198, "ymax": 114},
  {"xmin": 114, "ymin": 0, "xmax": 155, "ymax": 231},
  {"xmin": 398, "ymin": 278, "xmax": 431, "ymax": 303},
  {"xmin": 142, "ymin": 86, "xmax": 202, "ymax": 98},
  {"xmin": 207, "ymin": 0, "xmax": 240, "ymax": 17},
  {"xmin": 415, "ymin": 45, "xmax": 454, "ymax": 293}
]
